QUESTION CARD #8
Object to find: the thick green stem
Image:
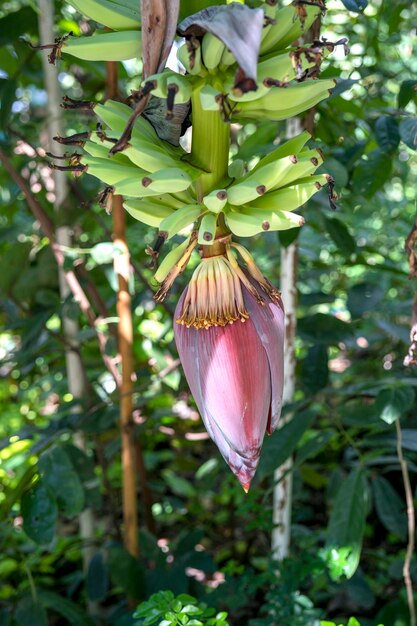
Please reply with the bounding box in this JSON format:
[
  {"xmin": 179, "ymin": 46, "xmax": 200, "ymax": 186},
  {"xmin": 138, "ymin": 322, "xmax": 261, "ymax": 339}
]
[{"xmin": 191, "ymin": 87, "xmax": 230, "ymax": 201}]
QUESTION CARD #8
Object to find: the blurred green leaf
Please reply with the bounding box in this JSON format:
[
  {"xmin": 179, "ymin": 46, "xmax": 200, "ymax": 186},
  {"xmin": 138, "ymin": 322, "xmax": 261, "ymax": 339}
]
[
  {"xmin": 86, "ymin": 552, "xmax": 108, "ymax": 602},
  {"xmin": 15, "ymin": 596, "xmax": 47, "ymax": 626},
  {"xmin": 38, "ymin": 446, "xmax": 85, "ymax": 516},
  {"xmin": 372, "ymin": 476, "xmax": 407, "ymax": 540},
  {"xmin": 323, "ymin": 215, "xmax": 356, "ymax": 256},
  {"xmin": 398, "ymin": 80, "xmax": 417, "ymax": 109},
  {"xmin": 301, "ymin": 344, "xmax": 329, "ymax": 393},
  {"xmin": 257, "ymin": 411, "xmax": 316, "ymax": 479},
  {"xmin": 376, "ymin": 386, "xmax": 415, "ymax": 424},
  {"xmin": 374, "ymin": 116, "xmax": 400, "ymax": 153},
  {"xmin": 326, "ymin": 467, "xmax": 369, "ymax": 579},
  {"xmin": 21, "ymin": 479, "xmax": 57, "ymax": 544},
  {"xmin": 298, "ymin": 314, "xmax": 354, "ymax": 345},
  {"xmin": 399, "ymin": 117, "xmax": 417, "ymax": 150}
]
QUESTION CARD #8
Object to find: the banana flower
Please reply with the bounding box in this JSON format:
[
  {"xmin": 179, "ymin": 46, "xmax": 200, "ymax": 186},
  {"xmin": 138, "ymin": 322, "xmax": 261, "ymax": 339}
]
[{"xmin": 174, "ymin": 238, "xmax": 284, "ymax": 491}]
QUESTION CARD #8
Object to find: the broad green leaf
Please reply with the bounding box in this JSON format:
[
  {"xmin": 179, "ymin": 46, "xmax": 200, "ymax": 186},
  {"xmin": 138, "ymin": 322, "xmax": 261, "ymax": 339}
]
[
  {"xmin": 279, "ymin": 227, "xmax": 301, "ymax": 248},
  {"xmin": 352, "ymin": 148, "xmax": 392, "ymax": 198},
  {"xmin": 398, "ymin": 80, "xmax": 417, "ymax": 109},
  {"xmin": 257, "ymin": 411, "xmax": 316, "ymax": 479},
  {"xmin": 0, "ymin": 79, "xmax": 17, "ymax": 132},
  {"xmin": 15, "ymin": 595, "xmax": 47, "ymax": 626},
  {"xmin": 374, "ymin": 116, "xmax": 400, "ymax": 153},
  {"xmin": 375, "ymin": 386, "xmax": 415, "ymax": 424},
  {"xmin": 86, "ymin": 552, "xmax": 108, "ymax": 602},
  {"xmin": 161, "ymin": 469, "xmax": 196, "ymax": 498},
  {"xmin": 295, "ymin": 431, "xmax": 335, "ymax": 466},
  {"xmin": 347, "ymin": 282, "xmax": 384, "ymax": 318},
  {"xmin": 298, "ymin": 313, "xmax": 353, "ymax": 345},
  {"xmin": 0, "ymin": 7, "xmax": 38, "ymax": 45},
  {"xmin": 372, "ymin": 476, "xmax": 407, "ymax": 540},
  {"xmin": 38, "ymin": 446, "xmax": 85, "ymax": 516},
  {"xmin": 317, "ymin": 157, "xmax": 349, "ymax": 188},
  {"xmin": 339, "ymin": 0, "xmax": 367, "ymax": 11},
  {"xmin": 301, "ymin": 344, "xmax": 329, "ymax": 393},
  {"xmin": 324, "ymin": 215, "xmax": 356, "ymax": 256},
  {"xmin": 107, "ymin": 546, "xmax": 145, "ymax": 600},
  {"xmin": 21, "ymin": 479, "xmax": 58, "ymax": 544},
  {"xmin": 399, "ymin": 117, "xmax": 417, "ymax": 150},
  {"xmin": 326, "ymin": 467, "xmax": 369, "ymax": 579},
  {"xmin": 38, "ymin": 591, "xmax": 95, "ymax": 626}
]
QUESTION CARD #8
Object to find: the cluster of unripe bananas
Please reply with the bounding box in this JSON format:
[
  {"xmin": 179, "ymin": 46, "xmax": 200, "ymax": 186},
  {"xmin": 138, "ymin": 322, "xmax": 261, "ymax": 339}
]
[{"xmin": 51, "ymin": 0, "xmax": 336, "ymax": 286}]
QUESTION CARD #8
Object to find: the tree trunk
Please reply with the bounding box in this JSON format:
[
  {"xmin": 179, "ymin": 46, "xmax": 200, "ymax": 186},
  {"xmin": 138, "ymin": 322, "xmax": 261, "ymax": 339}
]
[
  {"xmin": 37, "ymin": 0, "xmax": 96, "ymax": 579},
  {"xmin": 271, "ymin": 119, "xmax": 301, "ymax": 559}
]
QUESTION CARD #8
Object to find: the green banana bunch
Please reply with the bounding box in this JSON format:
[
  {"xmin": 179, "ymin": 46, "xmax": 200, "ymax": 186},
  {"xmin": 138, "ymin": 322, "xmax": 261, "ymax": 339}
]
[
  {"xmin": 260, "ymin": 2, "xmax": 322, "ymax": 56},
  {"xmin": 67, "ymin": 0, "xmax": 141, "ymax": 30},
  {"xmin": 226, "ymin": 50, "xmax": 322, "ymax": 103},
  {"xmin": 223, "ymin": 172, "xmax": 328, "ymax": 237},
  {"xmin": 62, "ymin": 30, "xmax": 141, "ymax": 61},
  {"xmin": 231, "ymin": 78, "xmax": 335, "ymax": 121}
]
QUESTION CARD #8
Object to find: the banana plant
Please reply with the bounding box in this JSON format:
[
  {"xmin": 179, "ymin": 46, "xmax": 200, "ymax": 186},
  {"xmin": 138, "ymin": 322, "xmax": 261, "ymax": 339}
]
[{"xmin": 44, "ymin": 0, "xmax": 340, "ymax": 490}]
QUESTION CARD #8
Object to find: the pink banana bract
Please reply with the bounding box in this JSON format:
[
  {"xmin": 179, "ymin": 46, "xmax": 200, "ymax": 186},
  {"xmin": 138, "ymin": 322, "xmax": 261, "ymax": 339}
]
[{"xmin": 174, "ymin": 243, "xmax": 284, "ymax": 491}]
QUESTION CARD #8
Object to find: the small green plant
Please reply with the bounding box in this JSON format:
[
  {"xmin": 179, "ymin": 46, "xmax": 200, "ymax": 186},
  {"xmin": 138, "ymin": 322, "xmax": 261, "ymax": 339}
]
[
  {"xmin": 320, "ymin": 617, "xmax": 383, "ymax": 626},
  {"xmin": 133, "ymin": 591, "xmax": 228, "ymax": 626}
]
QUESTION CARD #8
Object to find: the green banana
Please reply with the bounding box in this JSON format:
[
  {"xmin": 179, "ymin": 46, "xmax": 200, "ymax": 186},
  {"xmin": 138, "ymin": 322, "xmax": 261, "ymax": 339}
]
[
  {"xmin": 88, "ymin": 132, "xmax": 175, "ymax": 173},
  {"xmin": 84, "ymin": 156, "xmax": 146, "ymax": 185},
  {"xmin": 159, "ymin": 204, "xmax": 202, "ymax": 239},
  {"xmin": 116, "ymin": 137, "xmax": 182, "ymax": 172},
  {"xmin": 201, "ymin": 32, "xmax": 226, "ymax": 71},
  {"xmin": 268, "ymin": 150, "xmax": 323, "ymax": 191},
  {"xmin": 233, "ymin": 78, "xmax": 335, "ymax": 121},
  {"xmin": 202, "ymin": 189, "xmax": 228, "ymax": 213},
  {"xmin": 252, "ymin": 131, "xmax": 311, "ymax": 171},
  {"xmin": 154, "ymin": 235, "xmax": 192, "ymax": 284},
  {"xmin": 248, "ymin": 174, "xmax": 328, "ymax": 212},
  {"xmin": 123, "ymin": 199, "xmax": 175, "ymax": 228},
  {"xmin": 199, "ymin": 84, "xmax": 223, "ymax": 112},
  {"xmin": 198, "ymin": 212, "xmax": 218, "ymax": 244},
  {"xmin": 227, "ymin": 155, "xmax": 296, "ymax": 204},
  {"xmin": 226, "ymin": 178, "xmax": 267, "ymax": 206},
  {"xmin": 219, "ymin": 46, "xmax": 235, "ymax": 68},
  {"xmin": 260, "ymin": 3, "xmax": 321, "ymax": 55},
  {"xmin": 62, "ymin": 30, "xmax": 141, "ymax": 62},
  {"xmin": 83, "ymin": 139, "xmax": 133, "ymax": 164},
  {"xmin": 67, "ymin": 0, "xmax": 141, "ymax": 30},
  {"xmin": 115, "ymin": 167, "xmax": 193, "ymax": 197},
  {"xmin": 225, "ymin": 207, "xmax": 304, "ymax": 237},
  {"xmin": 177, "ymin": 41, "xmax": 205, "ymax": 76}
]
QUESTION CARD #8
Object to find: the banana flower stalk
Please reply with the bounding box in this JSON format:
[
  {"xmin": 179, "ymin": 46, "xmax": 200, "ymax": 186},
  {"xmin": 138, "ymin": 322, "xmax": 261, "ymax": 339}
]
[{"xmin": 174, "ymin": 237, "xmax": 284, "ymax": 491}]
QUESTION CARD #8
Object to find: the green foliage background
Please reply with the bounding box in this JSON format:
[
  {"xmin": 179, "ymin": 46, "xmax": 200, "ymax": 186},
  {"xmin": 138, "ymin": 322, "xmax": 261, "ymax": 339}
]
[{"xmin": 0, "ymin": 0, "xmax": 416, "ymax": 625}]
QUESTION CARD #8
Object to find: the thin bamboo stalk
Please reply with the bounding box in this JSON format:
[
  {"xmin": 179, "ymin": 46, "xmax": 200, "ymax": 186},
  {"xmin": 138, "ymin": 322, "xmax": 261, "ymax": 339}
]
[{"xmin": 106, "ymin": 61, "xmax": 139, "ymax": 558}]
